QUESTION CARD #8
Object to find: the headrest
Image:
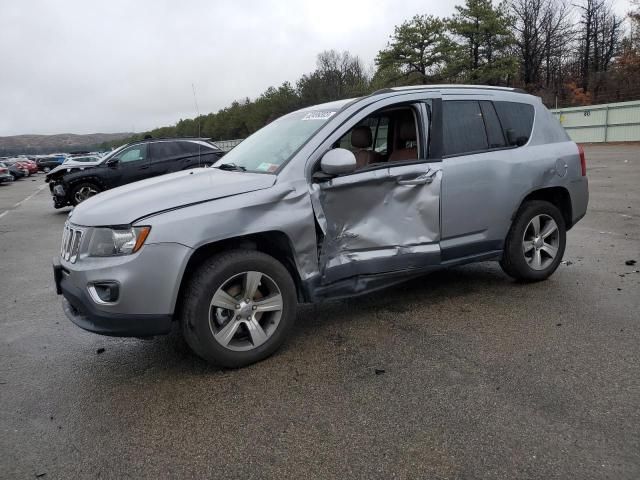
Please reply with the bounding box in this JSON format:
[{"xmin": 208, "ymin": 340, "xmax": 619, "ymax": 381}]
[
  {"xmin": 398, "ymin": 121, "xmax": 416, "ymax": 142},
  {"xmin": 351, "ymin": 126, "xmax": 372, "ymax": 149}
]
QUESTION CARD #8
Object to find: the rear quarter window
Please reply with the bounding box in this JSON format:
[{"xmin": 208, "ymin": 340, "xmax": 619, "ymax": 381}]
[
  {"xmin": 180, "ymin": 141, "xmax": 216, "ymax": 154},
  {"xmin": 493, "ymin": 101, "xmax": 535, "ymax": 147}
]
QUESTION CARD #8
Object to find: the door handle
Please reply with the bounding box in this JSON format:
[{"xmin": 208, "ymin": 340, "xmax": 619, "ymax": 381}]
[
  {"xmin": 139, "ymin": 165, "xmax": 149, "ymax": 170},
  {"xmin": 397, "ymin": 169, "xmax": 439, "ymax": 186}
]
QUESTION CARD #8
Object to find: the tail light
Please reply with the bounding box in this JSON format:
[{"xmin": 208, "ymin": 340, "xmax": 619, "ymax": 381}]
[{"xmin": 578, "ymin": 144, "xmax": 586, "ymax": 176}]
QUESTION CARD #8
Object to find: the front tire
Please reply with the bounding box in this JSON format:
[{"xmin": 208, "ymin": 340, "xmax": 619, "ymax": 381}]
[
  {"xmin": 70, "ymin": 182, "xmax": 101, "ymax": 205},
  {"xmin": 180, "ymin": 250, "xmax": 297, "ymax": 368},
  {"xmin": 500, "ymin": 200, "xmax": 566, "ymax": 282}
]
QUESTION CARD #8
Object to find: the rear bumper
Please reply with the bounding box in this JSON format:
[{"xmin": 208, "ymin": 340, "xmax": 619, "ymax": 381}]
[
  {"xmin": 53, "ymin": 254, "xmax": 177, "ymax": 337},
  {"xmin": 568, "ymin": 176, "xmax": 589, "ymax": 228}
]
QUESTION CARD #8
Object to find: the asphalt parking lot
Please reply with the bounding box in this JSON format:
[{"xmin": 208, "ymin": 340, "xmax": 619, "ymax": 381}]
[{"xmin": 1, "ymin": 145, "xmax": 638, "ymax": 479}]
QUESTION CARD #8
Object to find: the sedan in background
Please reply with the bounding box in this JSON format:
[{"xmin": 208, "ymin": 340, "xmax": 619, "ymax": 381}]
[
  {"xmin": 2, "ymin": 159, "xmax": 30, "ymax": 178},
  {"xmin": 0, "ymin": 163, "xmax": 14, "ymax": 184},
  {"xmin": 20, "ymin": 159, "xmax": 39, "ymax": 175},
  {"xmin": 36, "ymin": 155, "xmax": 67, "ymax": 172}
]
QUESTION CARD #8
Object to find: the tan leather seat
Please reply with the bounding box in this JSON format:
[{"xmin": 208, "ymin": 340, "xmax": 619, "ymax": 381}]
[
  {"xmin": 389, "ymin": 121, "xmax": 418, "ymax": 162},
  {"xmin": 350, "ymin": 126, "xmax": 378, "ymax": 169}
]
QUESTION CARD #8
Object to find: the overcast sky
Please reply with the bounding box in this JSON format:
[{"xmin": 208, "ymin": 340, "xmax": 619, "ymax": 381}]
[{"xmin": 0, "ymin": 0, "xmax": 633, "ymax": 136}]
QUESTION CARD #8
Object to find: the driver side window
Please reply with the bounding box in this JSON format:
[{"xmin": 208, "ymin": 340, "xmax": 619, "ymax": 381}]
[
  {"xmin": 118, "ymin": 145, "xmax": 147, "ymax": 163},
  {"xmin": 333, "ymin": 106, "xmax": 420, "ymax": 172}
]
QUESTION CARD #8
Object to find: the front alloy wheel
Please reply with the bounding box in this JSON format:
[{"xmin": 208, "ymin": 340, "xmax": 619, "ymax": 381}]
[
  {"xmin": 73, "ymin": 185, "xmax": 99, "ymax": 204},
  {"xmin": 180, "ymin": 250, "xmax": 297, "ymax": 367},
  {"xmin": 209, "ymin": 271, "xmax": 284, "ymax": 351}
]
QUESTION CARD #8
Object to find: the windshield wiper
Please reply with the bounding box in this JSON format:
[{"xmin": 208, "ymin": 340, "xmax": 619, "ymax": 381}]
[{"xmin": 216, "ymin": 162, "xmax": 246, "ymax": 171}]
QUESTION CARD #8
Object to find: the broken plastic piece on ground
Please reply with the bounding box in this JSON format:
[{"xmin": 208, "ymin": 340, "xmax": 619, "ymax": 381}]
[
  {"xmin": 96, "ymin": 348, "xmax": 105, "ymax": 354},
  {"xmin": 625, "ymin": 259, "xmax": 636, "ymax": 266},
  {"xmin": 374, "ymin": 368, "xmax": 386, "ymax": 375}
]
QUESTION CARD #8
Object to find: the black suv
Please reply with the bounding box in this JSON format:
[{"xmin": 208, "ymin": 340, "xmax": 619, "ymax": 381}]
[{"xmin": 47, "ymin": 138, "xmax": 224, "ymax": 208}]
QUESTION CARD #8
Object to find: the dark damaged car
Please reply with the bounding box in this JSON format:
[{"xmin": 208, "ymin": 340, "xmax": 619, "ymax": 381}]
[{"xmin": 46, "ymin": 138, "xmax": 224, "ymax": 208}]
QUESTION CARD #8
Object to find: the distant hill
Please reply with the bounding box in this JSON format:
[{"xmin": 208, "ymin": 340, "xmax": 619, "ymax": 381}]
[{"xmin": 0, "ymin": 132, "xmax": 134, "ymax": 156}]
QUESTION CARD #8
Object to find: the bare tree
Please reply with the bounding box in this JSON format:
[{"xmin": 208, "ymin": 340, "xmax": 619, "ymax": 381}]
[
  {"xmin": 297, "ymin": 50, "xmax": 370, "ymax": 104},
  {"xmin": 541, "ymin": 0, "xmax": 574, "ymax": 89},
  {"xmin": 574, "ymin": 0, "xmax": 623, "ymax": 92},
  {"xmin": 510, "ymin": 0, "xmax": 573, "ymax": 88}
]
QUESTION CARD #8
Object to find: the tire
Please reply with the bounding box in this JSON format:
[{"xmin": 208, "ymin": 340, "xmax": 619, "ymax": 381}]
[
  {"xmin": 180, "ymin": 250, "xmax": 297, "ymax": 368},
  {"xmin": 70, "ymin": 182, "xmax": 101, "ymax": 205},
  {"xmin": 43, "ymin": 167, "xmax": 51, "ymax": 173},
  {"xmin": 500, "ymin": 200, "xmax": 566, "ymax": 282}
]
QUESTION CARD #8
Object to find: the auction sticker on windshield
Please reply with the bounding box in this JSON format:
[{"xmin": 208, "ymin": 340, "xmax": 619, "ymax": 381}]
[
  {"xmin": 302, "ymin": 111, "xmax": 336, "ymax": 121},
  {"xmin": 256, "ymin": 162, "xmax": 279, "ymax": 172}
]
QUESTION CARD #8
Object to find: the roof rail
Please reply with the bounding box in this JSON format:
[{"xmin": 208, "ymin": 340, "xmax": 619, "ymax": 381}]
[
  {"xmin": 128, "ymin": 136, "xmax": 213, "ymax": 143},
  {"xmin": 371, "ymin": 84, "xmax": 528, "ymax": 95}
]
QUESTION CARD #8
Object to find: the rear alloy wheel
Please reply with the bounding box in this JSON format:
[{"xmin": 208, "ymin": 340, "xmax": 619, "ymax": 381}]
[
  {"xmin": 500, "ymin": 200, "xmax": 566, "ymax": 282},
  {"xmin": 180, "ymin": 250, "xmax": 297, "ymax": 367},
  {"xmin": 522, "ymin": 214, "xmax": 560, "ymax": 270},
  {"xmin": 71, "ymin": 182, "xmax": 100, "ymax": 205}
]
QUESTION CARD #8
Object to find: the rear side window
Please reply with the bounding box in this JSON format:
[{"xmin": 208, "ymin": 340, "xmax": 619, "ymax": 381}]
[
  {"xmin": 150, "ymin": 142, "xmax": 183, "ymax": 161},
  {"xmin": 493, "ymin": 101, "xmax": 534, "ymax": 146},
  {"xmin": 479, "ymin": 101, "xmax": 506, "ymax": 149},
  {"xmin": 443, "ymin": 100, "xmax": 488, "ymax": 156}
]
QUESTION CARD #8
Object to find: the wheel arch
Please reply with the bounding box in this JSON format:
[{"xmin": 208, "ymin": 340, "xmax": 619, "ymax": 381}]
[
  {"xmin": 65, "ymin": 174, "xmax": 106, "ymax": 191},
  {"xmin": 175, "ymin": 231, "xmax": 306, "ymax": 316},
  {"xmin": 514, "ymin": 186, "xmax": 573, "ymax": 229}
]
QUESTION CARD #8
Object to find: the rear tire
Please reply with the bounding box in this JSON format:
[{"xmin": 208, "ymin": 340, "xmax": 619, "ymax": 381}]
[
  {"xmin": 180, "ymin": 250, "xmax": 297, "ymax": 368},
  {"xmin": 500, "ymin": 200, "xmax": 566, "ymax": 282}
]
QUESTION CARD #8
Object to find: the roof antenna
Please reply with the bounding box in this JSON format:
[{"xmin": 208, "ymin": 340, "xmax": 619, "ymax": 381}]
[
  {"xmin": 192, "ymin": 83, "xmax": 202, "ymax": 166},
  {"xmin": 191, "ymin": 83, "xmax": 201, "ymax": 138}
]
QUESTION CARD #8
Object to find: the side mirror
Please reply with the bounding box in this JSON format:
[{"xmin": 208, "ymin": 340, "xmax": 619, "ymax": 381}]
[
  {"xmin": 106, "ymin": 158, "xmax": 119, "ymax": 168},
  {"xmin": 320, "ymin": 148, "xmax": 357, "ymax": 176}
]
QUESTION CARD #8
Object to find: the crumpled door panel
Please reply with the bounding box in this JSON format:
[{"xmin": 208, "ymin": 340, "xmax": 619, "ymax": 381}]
[{"xmin": 310, "ymin": 164, "xmax": 442, "ymax": 284}]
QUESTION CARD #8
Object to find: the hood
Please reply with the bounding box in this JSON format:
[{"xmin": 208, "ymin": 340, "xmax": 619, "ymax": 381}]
[
  {"xmin": 69, "ymin": 167, "xmax": 276, "ymax": 226},
  {"xmin": 46, "ymin": 159, "xmax": 102, "ymax": 179}
]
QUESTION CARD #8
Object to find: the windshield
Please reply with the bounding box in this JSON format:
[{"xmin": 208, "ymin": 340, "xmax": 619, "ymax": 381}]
[{"xmin": 214, "ymin": 109, "xmax": 337, "ymax": 173}]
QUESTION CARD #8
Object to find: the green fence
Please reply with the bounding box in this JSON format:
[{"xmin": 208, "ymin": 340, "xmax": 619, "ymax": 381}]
[{"xmin": 552, "ymin": 100, "xmax": 640, "ymax": 143}]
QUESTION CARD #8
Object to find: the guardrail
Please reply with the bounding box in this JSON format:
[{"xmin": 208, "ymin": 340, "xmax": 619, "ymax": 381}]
[{"xmin": 551, "ymin": 100, "xmax": 640, "ymax": 143}]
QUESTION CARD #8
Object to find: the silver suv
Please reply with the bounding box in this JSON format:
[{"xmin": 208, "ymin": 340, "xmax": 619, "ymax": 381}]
[{"xmin": 53, "ymin": 85, "xmax": 588, "ymax": 367}]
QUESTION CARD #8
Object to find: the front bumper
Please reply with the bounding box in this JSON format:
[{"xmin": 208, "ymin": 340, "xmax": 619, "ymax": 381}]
[
  {"xmin": 54, "ymin": 257, "xmax": 172, "ymax": 336},
  {"xmin": 49, "ymin": 183, "xmax": 71, "ymax": 208},
  {"xmin": 53, "ymin": 242, "xmax": 192, "ymax": 337}
]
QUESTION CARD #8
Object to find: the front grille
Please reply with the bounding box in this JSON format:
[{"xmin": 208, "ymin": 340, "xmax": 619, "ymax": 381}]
[{"xmin": 61, "ymin": 223, "xmax": 83, "ymax": 263}]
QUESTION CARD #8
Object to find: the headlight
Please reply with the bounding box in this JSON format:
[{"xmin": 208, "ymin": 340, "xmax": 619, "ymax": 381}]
[{"xmin": 87, "ymin": 226, "xmax": 151, "ymax": 256}]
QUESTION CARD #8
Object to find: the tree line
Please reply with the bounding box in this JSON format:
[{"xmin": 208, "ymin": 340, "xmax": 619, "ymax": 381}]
[{"xmin": 106, "ymin": 0, "xmax": 640, "ymax": 148}]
